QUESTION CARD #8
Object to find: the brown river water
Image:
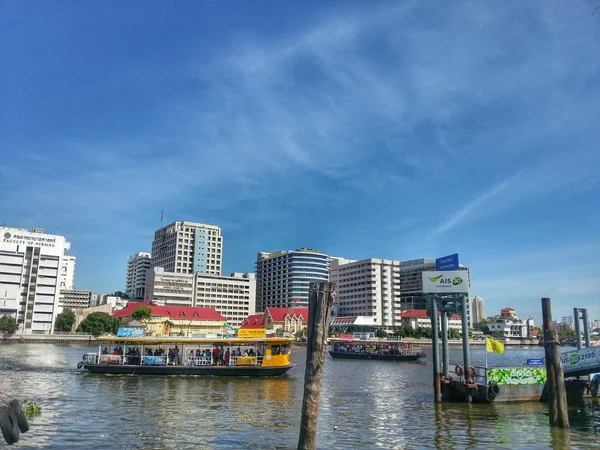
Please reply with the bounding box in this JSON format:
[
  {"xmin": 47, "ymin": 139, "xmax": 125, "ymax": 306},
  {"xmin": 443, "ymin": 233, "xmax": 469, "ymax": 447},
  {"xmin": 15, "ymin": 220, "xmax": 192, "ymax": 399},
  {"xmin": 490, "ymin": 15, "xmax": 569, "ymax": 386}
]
[{"xmin": 0, "ymin": 343, "xmax": 598, "ymax": 449}]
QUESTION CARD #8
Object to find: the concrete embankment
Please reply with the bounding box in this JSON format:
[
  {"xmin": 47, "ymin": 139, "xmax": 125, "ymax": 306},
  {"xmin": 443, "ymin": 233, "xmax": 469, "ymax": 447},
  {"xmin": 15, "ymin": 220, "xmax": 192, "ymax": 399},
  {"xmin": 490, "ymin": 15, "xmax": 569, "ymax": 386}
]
[{"xmin": 1, "ymin": 334, "xmax": 97, "ymax": 345}]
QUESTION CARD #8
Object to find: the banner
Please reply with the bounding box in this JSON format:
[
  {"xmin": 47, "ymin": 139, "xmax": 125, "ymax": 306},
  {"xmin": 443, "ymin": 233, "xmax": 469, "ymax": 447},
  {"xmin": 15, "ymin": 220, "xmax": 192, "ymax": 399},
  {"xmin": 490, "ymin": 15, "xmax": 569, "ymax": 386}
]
[
  {"xmin": 561, "ymin": 347, "xmax": 600, "ymax": 372},
  {"xmin": 117, "ymin": 327, "xmax": 145, "ymax": 338},
  {"xmin": 422, "ymin": 271, "xmax": 469, "ymax": 294},
  {"xmin": 238, "ymin": 328, "xmax": 266, "ymax": 338},
  {"xmin": 487, "ymin": 368, "xmax": 546, "ymax": 385}
]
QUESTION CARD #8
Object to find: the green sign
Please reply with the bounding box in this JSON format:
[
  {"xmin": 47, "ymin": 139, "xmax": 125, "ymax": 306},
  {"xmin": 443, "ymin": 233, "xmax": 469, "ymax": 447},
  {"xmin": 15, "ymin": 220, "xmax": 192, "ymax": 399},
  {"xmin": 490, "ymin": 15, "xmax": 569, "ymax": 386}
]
[{"xmin": 487, "ymin": 368, "xmax": 547, "ymax": 385}]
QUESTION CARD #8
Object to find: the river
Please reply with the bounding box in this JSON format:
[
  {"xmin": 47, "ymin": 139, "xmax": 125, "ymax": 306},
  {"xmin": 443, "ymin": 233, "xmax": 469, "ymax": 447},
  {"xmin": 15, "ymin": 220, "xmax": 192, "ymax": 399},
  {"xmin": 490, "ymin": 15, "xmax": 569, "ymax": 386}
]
[{"xmin": 0, "ymin": 344, "xmax": 598, "ymax": 449}]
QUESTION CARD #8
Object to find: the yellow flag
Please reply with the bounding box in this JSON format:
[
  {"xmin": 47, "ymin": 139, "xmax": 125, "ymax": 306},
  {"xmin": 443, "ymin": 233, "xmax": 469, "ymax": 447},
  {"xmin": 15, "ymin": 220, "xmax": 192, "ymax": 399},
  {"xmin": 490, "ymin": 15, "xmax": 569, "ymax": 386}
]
[{"xmin": 486, "ymin": 337, "xmax": 505, "ymax": 355}]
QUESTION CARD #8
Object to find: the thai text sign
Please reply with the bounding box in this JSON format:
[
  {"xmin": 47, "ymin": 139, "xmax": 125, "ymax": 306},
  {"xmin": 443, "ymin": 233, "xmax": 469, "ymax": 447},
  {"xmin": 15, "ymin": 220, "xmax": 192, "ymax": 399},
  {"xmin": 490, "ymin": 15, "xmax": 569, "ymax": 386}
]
[
  {"xmin": 436, "ymin": 253, "xmax": 459, "ymax": 271},
  {"xmin": 561, "ymin": 347, "xmax": 600, "ymax": 372},
  {"xmin": 527, "ymin": 358, "xmax": 545, "ymax": 366},
  {"xmin": 487, "ymin": 368, "xmax": 547, "ymax": 385},
  {"xmin": 422, "ymin": 271, "xmax": 469, "ymax": 294},
  {"xmin": 117, "ymin": 327, "xmax": 145, "ymax": 338},
  {"xmin": 238, "ymin": 328, "xmax": 266, "ymax": 338},
  {"xmin": 143, "ymin": 356, "xmax": 165, "ymax": 365}
]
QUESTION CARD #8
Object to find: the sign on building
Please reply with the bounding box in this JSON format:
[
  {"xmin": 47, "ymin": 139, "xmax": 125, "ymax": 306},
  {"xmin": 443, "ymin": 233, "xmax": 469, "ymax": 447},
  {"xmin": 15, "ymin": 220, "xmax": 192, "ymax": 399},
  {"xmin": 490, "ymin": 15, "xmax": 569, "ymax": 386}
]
[
  {"xmin": 422, "ymin": 271, "xmax": 469, "ymax": 294},
  {"xmin": 117, "ymin": 327, "xmax": 145, "ymax": 338},
  {"xmin": 436, "ymin": 253, "xmax": 459, "ymax": 271},
  {"xmin": 238, "ymin": 328, "xmax": 266, "ymax": 338}
]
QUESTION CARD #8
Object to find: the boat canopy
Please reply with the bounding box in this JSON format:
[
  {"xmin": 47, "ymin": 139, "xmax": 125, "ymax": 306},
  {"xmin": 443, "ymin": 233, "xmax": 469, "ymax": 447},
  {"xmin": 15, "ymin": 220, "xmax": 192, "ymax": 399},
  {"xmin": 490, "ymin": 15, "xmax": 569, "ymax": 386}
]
[{"xmin": 96, "ymin": 336, "xmax": 294, "ymax": 345}]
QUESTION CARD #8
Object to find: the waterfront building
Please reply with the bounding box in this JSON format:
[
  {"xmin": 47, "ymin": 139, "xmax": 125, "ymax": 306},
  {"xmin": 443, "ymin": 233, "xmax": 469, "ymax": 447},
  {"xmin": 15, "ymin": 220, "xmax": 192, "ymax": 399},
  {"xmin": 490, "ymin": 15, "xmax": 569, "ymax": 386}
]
[
  {"xmin": 151, "ymin": 221, "xmax": 222, "ymax": 275},
  {"xmin": 561, "ymin": 316, "xmax": 574, "ymax": 325},
  {"xmin": 113, "ymin": 302, "xmax": 226, "ymax": 337},
  {"xmin": 263, "ymin": 307, "xmax": 308, "ymax": 334},
  {"xmin": 399, "ymin": 258, "xmax": 472, "ymax": 326},
  {"xmin": 59, "ymin": 255, "xmax": 76, "ymax": 290},
  {"xmin": 591, "ymin": 320, "xmax": 600, "ymax": 331},
  {"xmin": 0, "ymin": 226, "xmax": 75, "ymax": 334},
  {"xmin": 329, "ymin": 316, "xmax": 377, "ymax": 336},
  {"xmin": 239, "ymin": 314, "xmax": 265, "ymax": 331},
  {"xmin": 488, "ymin": 307, "xmax": 535, "ymax": 340},
  {"xmin": 90, "ymin": 294, "xmax": 127, "ymax": 310},
  {"xmin": 471, "ymin": 296, "xmax": 485, "ymax": 325},
  {"xmin": 255, "ymin": 248, "xmax": 329, "ymax": 311},
  {"xmin": 125, "ymin": 252, "xmax": 151, "ymax": 299},
  {"xmin": 397, "ymin": 309, "xmax": 463, "ymax": 331},
  {"xmin": 330, "ymin": 257, "xmax": 401, "ymax": 333},
  {"xmin": 145, "ymin": 268, "xmax": 255, "ymax": 327},
  {"xmin": 59, "ymin": 289, "xmax": 92, "ymax": 310}
]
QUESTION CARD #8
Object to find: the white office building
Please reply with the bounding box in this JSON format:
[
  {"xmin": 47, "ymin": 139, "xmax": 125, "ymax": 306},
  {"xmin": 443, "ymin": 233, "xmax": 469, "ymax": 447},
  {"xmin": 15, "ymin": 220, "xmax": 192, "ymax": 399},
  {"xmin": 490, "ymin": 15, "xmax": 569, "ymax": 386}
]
[
  {"xmin": 58, "ymin": 289, "xmax": 92, "ymax": 310},
  {"xmin": 151, "ymin": 221, "xmax": 222, "ymax": 275},
  {"xmin": 471, "ymin": 296, "xmax": 485, "ymax": 325},
  {"xmin": 125, "ymin": 252, "xmax": 151, "ymax": 299},
  {"xmin": 330, "ymin": 257, "xmax": 401, "ymax": 333},
  {"xmin": 59, "ymin": 255, "xmax": 76, "ymax": 290},
  {"xmin": 0, "ymin": 226, "xmax": 75, "ymax": 334},
  {"xmin": 255, "ymin": 248, "xmax": 330, "ymax": 310},
  {"xmin": 145, "ymin": 268, "xmax": 255, "ymax": 327}
]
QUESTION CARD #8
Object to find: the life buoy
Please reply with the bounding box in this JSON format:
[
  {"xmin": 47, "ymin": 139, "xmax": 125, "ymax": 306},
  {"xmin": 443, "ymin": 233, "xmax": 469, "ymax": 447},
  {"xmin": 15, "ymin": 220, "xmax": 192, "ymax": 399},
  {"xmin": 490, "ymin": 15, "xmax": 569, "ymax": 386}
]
[
  {"xmin": 0, "ymin": 404, "xmax": 20, "ymax": 445},
  {"xmin": 469, "ymin": 366, "xmax": 477, "ymax": 379},
  {"xmin": 489, "ymin": 383, "xmax": 500, "ymax": 398},
  {"xmin": 8, "ymin": 400, "xmax": 29, "ymax": 433},
  {"xmin": 455, "ymin": 365, "xmax": 464, "ymax": 377},
  {"xmin": 77, "ymin": 361, "xmax": 84, "ymax": 369}
]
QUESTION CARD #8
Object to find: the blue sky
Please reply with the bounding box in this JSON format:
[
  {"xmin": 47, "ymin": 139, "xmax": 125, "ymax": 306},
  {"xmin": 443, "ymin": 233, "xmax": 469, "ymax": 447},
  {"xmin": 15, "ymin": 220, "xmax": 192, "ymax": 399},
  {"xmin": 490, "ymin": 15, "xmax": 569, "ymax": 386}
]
[{"xmin": 2, "ymin": 1, "xmax": 599, "ymax": 324}]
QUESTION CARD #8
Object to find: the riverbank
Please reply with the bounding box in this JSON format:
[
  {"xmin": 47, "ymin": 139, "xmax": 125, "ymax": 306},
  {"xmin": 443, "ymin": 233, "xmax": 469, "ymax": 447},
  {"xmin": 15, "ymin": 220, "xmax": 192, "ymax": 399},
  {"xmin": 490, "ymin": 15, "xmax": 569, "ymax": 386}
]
[{"xmin": 1, "ymin": 334, "xmax": 96, "ymax": 345}]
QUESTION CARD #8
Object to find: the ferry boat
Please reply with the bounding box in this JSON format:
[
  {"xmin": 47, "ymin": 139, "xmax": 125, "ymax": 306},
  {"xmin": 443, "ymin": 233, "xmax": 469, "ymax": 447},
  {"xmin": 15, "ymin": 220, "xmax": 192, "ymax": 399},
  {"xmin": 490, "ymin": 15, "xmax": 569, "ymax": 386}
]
[
  {"xmin": 77, "ymin": 336, "xmax": 295, "ymax": 377},
  {"xmin": 328, "ymin": 338, "xmax": 426, "ymax": 362}
]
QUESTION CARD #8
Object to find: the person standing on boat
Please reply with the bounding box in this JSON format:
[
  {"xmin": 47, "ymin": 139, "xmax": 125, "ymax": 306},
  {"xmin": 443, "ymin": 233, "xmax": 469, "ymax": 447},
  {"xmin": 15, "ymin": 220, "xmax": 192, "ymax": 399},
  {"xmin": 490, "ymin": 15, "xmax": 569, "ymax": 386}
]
[
  {"xmin": 174, "ymin": 345, "xmax": 180, "ymax": 365},
  {"xmin": 225, "ymin": 348, "xmax": 231, "ymax": 366}
]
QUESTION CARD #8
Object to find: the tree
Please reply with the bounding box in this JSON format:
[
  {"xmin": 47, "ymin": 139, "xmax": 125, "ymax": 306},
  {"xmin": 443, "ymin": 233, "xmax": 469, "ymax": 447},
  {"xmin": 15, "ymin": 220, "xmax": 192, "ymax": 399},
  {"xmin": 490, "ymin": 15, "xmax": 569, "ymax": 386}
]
[
  {"xmin": 559, "ymin": 328, "xmax": 576, "ymax": 339},
  {"xmin": 0, "ymin": 315, "xmax": 19, "ymax": 334},
  {"xmin": 375, "ymin": 328, "xmax": 388, "ymax": 338},
  {"xmin": 54, "ymin": 309, "xmax": 76, "ymax": 332},
  {"xmin": 132, "ymin": 306, "xmax": 152, "ymax": 323},
  {"xmin": 448, "ymin": 328, "xmax": 462, "ymax": 340},
  {"xmin": 112, "ymin": 291, "xmax": 129, "ymax": 299},
  {"xmin": 476, "ymin": 319, "xmax": 490, "ymax": 334},
  {"xmin": 77, "ymin": 312, "xmax": 117, "ymax": 336}
]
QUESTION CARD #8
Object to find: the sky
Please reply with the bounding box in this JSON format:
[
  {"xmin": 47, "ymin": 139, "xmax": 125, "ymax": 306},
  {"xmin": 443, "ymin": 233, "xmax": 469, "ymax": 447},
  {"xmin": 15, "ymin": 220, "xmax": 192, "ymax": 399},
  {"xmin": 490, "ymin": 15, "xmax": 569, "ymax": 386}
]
[{"xmin": 1, "ymin": 1, "xmax": 599, "ymax": 325}]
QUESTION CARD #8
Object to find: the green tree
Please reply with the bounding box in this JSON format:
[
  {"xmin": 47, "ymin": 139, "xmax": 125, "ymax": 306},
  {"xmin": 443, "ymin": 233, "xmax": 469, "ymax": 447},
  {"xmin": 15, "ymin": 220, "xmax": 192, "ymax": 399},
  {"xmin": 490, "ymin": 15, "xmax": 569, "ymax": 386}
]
[
  {"xmin": 375, "ymin": 328, "xmax": 388, "ymax": 338},
  {"xmin": 76, "ymin": 312, "xmax": 117, "ymax": 336},
  {"xmin": 448, "ymin": 328, "xmax": 462, "ymax": 340},
  {"xmin": 476, "ymin": 319, "xmax": 490, "ymax": 334},
  {"xmin": 0, "ymin": 315, "xmax": 19, "ymax": 334},
  {"xmin": 559, "ymin": 328, "xmax": 576, "ymax": 339},
  {"xmin": 112, "ymin": 291, "xmax": 129, "ymax": 299},
  {"xmin": 132, "ymin": 305, "xmax": 152, "ymax": 323},
  {"xmin": 54, "ymin": 309, "xmax": 76, "ymax": 332}
]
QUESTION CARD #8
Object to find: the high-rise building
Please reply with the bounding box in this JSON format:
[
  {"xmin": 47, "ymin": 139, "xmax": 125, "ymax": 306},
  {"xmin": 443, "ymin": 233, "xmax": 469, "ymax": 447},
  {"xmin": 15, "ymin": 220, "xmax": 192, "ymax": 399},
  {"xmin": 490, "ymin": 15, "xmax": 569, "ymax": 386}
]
[
  {"xmin": 255, "ymin": 248, "xmax": 330, "ymax": 311},
  {"xmin": 330, "ymin": 257, "xmax": 401, "ymax": 332},
  {"xmin": 59, "ymin": 289, "xmax": 92, "ymax": 310},
  {"xmin": 145, "ymin": 267, "xmax": 255, "ymax": 327},
  {"xmin": 125, "ymin": 252, "xmax": 151, "ymax": 299},
  {"xmin": 399, "ymin": 258, "xmax": 472, "ymax": 326},
  {"xmin": 59, "ymin": 255, "xmax": 76, "ymax": 290},
  {"xmin": 561, "ymin": 316, "xmax": 574, "ymax": 324},
  {"xmin": 0, "ymin": 226, "xmax": 75, "ymax": 334},
  {"xmin": 151, "ymin": 221, "xmax": 222, "ymax": 275},
  {"xmin": 471, "ymin": 295, "xmax": 485, "ymax": 325}
]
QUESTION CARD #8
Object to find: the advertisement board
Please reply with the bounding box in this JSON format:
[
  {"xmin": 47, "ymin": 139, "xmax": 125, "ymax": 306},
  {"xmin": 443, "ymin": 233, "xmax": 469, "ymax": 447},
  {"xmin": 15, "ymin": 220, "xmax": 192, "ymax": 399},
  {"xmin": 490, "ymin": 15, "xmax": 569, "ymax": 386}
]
[
  {"xmin": 487, "ymin": 368, "xmax": 547, "ymax": 385},
  {"xmin": 436, "ymin": 254, "xmax": 459, "ymax": 271},
  {"xmin": 238, "ymin": 328, "xmax": 266, "ymax": 338},
  {"xmin": 117, "ymin": 327, "xmax": 145, "ymax": 338},
  {"xmin": 561, "ymin": 347, "xmax": 600, "ymax": 372},
  {"xmin": 422, "ymin": 271, "xmax": 469, "ymax": 294}
]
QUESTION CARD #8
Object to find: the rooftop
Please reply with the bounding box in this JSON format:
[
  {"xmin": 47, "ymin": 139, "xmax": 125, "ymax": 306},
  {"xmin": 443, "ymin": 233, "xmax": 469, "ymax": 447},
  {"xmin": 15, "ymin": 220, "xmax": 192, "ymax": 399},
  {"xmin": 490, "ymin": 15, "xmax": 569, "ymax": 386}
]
[{"xmin": 113, "ymin": 302, "xmax": 226, "ymax": 321}]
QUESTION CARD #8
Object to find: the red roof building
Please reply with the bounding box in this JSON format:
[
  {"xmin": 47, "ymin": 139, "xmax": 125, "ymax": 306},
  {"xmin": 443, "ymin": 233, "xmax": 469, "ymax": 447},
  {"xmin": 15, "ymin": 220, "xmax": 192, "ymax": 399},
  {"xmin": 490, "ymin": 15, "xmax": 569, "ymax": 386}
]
[
  {"xmin": 239, "ymin": 314, "xmax": 265, "ymax": 329},
  {"xmin": 263, "ymin": 307, "xmax": 309, "ymax": 334}
]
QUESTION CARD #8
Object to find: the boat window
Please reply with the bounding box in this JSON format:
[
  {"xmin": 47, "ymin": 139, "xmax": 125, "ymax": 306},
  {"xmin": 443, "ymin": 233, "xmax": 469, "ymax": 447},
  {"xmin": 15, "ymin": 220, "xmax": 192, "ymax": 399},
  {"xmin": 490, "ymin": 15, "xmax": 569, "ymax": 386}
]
[
  {"xmin": 281, "ymin": 345, "xmax": 290, "ymax": 355},
  {"xmin": 271, "ymin": 345, "xmax": 281, "ymax": 355}
]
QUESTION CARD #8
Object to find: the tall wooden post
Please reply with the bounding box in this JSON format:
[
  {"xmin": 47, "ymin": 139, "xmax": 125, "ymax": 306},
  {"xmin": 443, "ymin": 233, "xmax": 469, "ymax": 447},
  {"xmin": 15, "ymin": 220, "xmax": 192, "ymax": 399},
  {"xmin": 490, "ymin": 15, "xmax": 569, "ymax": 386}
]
[
  {"xmin": 542, "ymin": 298, "xmax": 569, "ymax": 428},
  {"xmin": 297, "ymin": 282, "xmax": 335, "ymax": 450}
]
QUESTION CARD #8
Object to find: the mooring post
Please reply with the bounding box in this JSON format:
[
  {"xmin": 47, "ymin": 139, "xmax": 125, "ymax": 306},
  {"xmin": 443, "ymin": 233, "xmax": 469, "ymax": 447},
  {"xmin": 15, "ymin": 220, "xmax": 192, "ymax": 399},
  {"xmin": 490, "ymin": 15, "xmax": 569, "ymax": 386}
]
[
  {"xmin": 574, "ymin": 307, "xmax": 582, "ymax": 350},
  {"xmin": 431, "ymin": 297, "xmax": 442, "ymax": 402},
  {"xmin": 581, "ymin": 308, "xmax": 591, "ymax": 348},
  {"xmin": 297, "ymin": 282, "xmax": 335, "ymax": 450},
  {"xmin": 542, "ymin": 297, "xmax": 569, "ymax": 428},
  {"xmin": 441, "ymin": 310, "xmax": 449, "ymax": 377}
]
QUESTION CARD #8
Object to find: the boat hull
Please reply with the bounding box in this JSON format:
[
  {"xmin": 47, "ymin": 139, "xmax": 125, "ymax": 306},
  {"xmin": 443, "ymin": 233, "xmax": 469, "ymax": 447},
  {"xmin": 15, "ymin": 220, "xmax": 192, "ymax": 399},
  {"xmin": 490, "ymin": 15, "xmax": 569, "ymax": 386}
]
[
  {"xmin": 328, "ymin": 350, "xmax": 421, "ymax": 362},
  {"xmin": 82, "ymin": 364, "xmax": 295, "ymax": 377}
]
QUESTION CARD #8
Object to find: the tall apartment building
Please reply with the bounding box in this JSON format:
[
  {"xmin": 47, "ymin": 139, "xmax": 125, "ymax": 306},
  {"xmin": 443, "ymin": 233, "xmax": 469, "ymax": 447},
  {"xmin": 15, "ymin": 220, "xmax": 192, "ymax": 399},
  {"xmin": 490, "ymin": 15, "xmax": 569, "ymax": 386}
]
[
  {"xmin": 125, "ymin": 252, "xmax": 151, "ymax": 299},
  {"xmin": 59, "ymin": 289, "xmax": 92, "ymax": 310},
  {"xmin": 330, "ymin": 257, "xmax": 401, "ymax": 332},
  {"xmin": 399, "ymin": 258, "xmax": 472, "ymax": 326},
  {"xmin": 151, "ymin": 221, "xmax": 222, "ymax": 275},
  {"xmin": 59, "ymin": 255, "xmax": 76, "ymax": 290},
  {"xmin": 471, "ymin": 295, "xmax": 485, "ymax": 325},
  {"xmin": 0, "ymin": 226, "xmax": 75, "ymax": 334},
  {"xmin": 145, "ymin": 267, "xmax": 255, "ymax": 327},
  {"xmin": 255, "ymin": 248, "xmax": 330, "ymax": 311}
]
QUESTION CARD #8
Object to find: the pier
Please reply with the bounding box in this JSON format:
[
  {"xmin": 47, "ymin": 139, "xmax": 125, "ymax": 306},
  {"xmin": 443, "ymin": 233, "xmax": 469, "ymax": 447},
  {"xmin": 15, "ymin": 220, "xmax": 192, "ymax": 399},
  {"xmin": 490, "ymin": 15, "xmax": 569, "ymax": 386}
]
[{"xmin": 1, "ymin": 333, "xmax": 96, "ymax": 345}]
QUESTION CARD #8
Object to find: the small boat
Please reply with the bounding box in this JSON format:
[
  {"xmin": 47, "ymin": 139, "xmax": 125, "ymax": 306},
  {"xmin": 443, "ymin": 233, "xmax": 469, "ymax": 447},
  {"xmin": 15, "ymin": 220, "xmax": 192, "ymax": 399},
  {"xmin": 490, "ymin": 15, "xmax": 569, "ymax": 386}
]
[
  {"xmin": 328, "ymin": 338, "xmax": 426, "ymax": 362},
  {"xmin": 77, "ymin": 336, "xmax": 295, "ymax": 377}
]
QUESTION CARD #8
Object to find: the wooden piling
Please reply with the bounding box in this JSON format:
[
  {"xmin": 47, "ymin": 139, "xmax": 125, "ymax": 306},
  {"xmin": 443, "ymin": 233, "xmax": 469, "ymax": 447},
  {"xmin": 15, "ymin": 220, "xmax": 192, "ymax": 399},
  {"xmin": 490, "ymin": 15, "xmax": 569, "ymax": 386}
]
[
  {"xmin": 297, "ymin": 282, "xmax": 335, "ymax": 450},
  {"xmin": 541, "ymin": 297, "xmax": 569, "ymax": 428}
]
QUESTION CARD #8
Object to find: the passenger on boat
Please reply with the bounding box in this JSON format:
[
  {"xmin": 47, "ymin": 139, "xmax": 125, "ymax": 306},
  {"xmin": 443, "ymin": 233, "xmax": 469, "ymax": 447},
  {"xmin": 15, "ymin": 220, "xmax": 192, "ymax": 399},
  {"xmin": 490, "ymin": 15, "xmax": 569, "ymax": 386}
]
[
  {"xmin": 101, "ymin": 347, "xmax": 109, "ymax": 355},
  {"xmin": 225, "ymin": 348, "xmax": 231, "ymax": 366},
  {"xmin": 248, "ymin": 348, "xmax": 255, "ymax": 356}
]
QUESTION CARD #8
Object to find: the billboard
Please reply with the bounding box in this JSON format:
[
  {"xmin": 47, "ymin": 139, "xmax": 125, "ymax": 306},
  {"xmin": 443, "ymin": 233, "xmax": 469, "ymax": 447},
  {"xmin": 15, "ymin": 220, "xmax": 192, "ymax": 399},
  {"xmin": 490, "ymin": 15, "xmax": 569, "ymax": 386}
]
[
  {"xmin": 238, "ymin": 328, "xmax": 266, "ymax": 338},
  {"xmin": 436, "ymin": 253, "xmax": 459, "ymax": 271},
  {"xmin": 422, "ymin": 271, "xmax": 469, "ymax": 294},
  {"xmin": 117, "ymin": 327, "xmax": 145, "ymax": 338}
]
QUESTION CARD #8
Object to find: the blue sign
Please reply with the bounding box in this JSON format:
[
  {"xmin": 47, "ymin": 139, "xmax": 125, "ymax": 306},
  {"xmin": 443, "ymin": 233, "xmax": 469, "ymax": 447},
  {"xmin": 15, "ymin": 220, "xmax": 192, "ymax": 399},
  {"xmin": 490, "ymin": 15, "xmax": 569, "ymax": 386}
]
[
  {"xmin": 436, "ymin": 253, "xmax": 459, "ymax": 271},
  {"xmin": 527, "ymin": 358, "xmax": 545, "ymax": 366},
  {"xmin": 117, "ymin": 327, "xmax": 145, "ymax": 338},
  {"xmin": 143, "ymin": 356, "xmax": 165, "ymax": 365}
]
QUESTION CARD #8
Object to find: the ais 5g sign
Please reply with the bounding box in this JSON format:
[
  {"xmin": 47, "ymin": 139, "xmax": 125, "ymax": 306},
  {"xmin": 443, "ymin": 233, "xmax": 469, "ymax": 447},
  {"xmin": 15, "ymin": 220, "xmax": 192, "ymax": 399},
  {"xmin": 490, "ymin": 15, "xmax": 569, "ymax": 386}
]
[{"xmin": 422, "ymin": 271, "xmax": 469, "ymax": 294}]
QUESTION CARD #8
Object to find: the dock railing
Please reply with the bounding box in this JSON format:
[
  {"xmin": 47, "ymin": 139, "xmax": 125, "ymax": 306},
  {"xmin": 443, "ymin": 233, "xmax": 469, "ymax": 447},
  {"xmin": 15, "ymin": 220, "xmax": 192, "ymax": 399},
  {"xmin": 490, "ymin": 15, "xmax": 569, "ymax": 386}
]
[{"xmin": 449, "ymin": 363, "xmax": 488, "ymax": 385}]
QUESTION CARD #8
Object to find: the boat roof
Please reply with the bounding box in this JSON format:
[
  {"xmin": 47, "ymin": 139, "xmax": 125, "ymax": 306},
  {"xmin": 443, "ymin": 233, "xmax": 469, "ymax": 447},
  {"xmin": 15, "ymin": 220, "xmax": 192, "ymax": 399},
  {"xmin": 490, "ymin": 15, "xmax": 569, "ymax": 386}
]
[
  {"xmin": 96, "ymin": 336, "xmax": 294, "ymax": 344},
  {"xmin": 329, "ymin": 338, "xmax": 417, "ymax": 344}
]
